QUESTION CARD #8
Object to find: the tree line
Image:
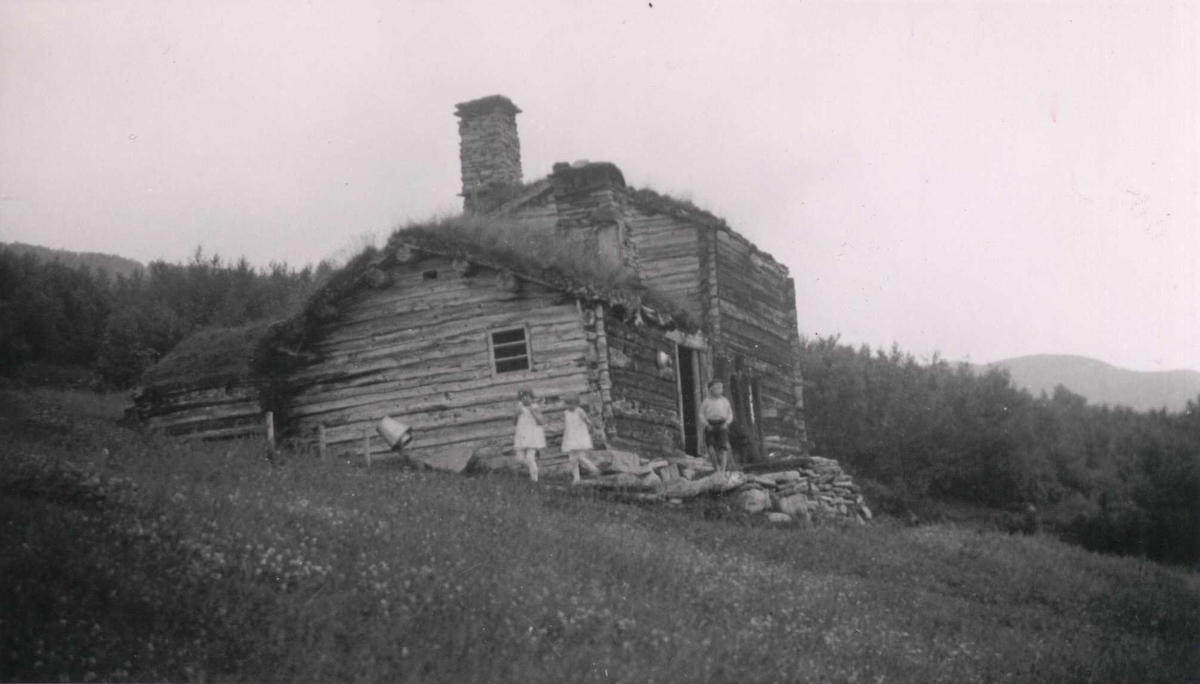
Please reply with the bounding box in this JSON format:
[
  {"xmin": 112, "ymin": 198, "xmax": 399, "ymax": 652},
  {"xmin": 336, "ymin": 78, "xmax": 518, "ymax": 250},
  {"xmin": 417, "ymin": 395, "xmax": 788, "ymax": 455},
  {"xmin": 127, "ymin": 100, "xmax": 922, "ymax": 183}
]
[
  {"xmin": 2, "ymin": 247, "xmax": 1195, "ymax": 565},
  {"xmin": 799, "ymin": 337, "xmax": 1200, "ymax": 565},
  {"xmin": 0, "ymin": 247, "xmax": 330, "ymax": 387}
]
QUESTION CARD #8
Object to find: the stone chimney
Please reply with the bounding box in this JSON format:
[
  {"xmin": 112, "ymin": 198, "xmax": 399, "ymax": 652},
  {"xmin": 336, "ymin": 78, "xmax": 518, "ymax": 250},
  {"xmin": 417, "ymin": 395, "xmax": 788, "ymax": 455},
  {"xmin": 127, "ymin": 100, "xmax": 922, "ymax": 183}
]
[
  {"xmin": 455, "ymin": 95, "xmax": 523, "ymax": 213},
  {"xmin": 551, "ymin": 161, "xmax": 638, "ymax": 272}
]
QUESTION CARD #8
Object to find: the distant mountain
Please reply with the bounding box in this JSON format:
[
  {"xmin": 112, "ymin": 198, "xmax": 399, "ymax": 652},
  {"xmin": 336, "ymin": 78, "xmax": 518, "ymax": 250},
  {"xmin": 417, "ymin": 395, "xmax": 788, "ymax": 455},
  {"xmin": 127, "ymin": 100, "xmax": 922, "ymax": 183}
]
[
  {"xmin": 0, "ymin": 241, "xmax": 144, "ymax": 279},
  {"xmin": 976, "ymin": 354, "xmax": 1200, "ymax": 413}
]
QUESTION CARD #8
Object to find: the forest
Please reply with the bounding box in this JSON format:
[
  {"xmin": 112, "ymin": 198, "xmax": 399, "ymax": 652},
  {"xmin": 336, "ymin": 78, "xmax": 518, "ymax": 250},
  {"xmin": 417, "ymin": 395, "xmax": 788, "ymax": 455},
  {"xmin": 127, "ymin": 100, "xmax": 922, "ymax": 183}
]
[
  {"xmin": 0, "ymin": 246, "xmax": 328, "ymax": 388},
  {"xmin": 800, "ymin": 338, "xmax": 1200, "ymax": 566},
  {"xmin": 1, "ymin": 246, "xmax": 1197, "ymax": 566}
]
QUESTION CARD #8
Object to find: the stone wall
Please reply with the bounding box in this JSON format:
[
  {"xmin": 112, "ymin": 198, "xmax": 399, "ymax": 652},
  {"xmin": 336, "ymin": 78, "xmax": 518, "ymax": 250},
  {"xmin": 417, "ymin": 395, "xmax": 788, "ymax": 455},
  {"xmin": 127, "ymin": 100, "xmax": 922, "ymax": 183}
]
[{"xmin": 572, "ymin": 452, "xmax": 872, "ymax": 526}]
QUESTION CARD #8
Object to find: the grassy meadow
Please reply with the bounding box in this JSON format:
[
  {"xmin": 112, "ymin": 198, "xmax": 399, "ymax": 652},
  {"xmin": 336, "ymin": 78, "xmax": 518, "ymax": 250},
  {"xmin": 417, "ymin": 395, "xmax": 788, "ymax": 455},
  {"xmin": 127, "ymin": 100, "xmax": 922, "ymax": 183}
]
[{"xmin": 1, "ymin": 388, "xmax": 1197, "ymax": 683}]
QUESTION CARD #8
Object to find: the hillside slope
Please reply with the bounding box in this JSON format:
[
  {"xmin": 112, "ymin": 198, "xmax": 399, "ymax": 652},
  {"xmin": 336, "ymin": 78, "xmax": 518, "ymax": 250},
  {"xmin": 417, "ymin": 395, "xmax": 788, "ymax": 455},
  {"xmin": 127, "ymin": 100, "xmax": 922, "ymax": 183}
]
[
  {"xmin": 980, "ymin": 354, "xmax": 1200, "ymax": 413},
  {"xmin": 2, "ymin": 388, "xmax": 1198, "ymax": 683},
  {"xmin": 0, "ymin": 241, "xmax": 144, "ymax": 279}
]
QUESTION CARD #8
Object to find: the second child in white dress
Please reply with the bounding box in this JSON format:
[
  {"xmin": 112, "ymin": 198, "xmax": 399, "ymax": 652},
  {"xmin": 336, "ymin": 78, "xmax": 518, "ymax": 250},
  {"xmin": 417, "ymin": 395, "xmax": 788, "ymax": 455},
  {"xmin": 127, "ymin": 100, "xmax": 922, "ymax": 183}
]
[
  {"xmin": 513, "ymin": 388, "xmax": 546, "ymax": 482},
  {"xmin": 560, "ymin": 394, "xmax": 599, "ymax": 484}
]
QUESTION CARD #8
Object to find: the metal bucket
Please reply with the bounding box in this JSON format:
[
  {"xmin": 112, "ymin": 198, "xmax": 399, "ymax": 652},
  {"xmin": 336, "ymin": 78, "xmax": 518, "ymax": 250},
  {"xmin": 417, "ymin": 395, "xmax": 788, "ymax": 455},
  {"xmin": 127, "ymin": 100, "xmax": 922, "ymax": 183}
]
[{"xmin": 377, "ymin": 416, "xmax": 413, "ymax": 450}]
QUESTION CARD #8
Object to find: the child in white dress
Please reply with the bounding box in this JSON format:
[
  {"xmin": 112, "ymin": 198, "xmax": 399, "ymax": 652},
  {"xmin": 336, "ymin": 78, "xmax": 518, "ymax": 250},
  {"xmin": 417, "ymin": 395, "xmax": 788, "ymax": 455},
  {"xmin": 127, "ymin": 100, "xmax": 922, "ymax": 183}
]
[
  {"xmin": 513, "ymin": 388, "xmax": 546, "ymax": 482},
  {"xmin": 560, "ymin": 393, "xmax": 598, "ymax": 484}
]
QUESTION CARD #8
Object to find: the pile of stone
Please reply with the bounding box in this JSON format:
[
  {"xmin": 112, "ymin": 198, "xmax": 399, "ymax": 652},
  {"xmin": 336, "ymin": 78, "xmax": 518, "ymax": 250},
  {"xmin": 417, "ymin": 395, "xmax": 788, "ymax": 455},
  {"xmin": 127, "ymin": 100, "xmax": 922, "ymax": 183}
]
[{"xmin": 573, "ymin": 451, "xmax": 872, "ymax": 525}]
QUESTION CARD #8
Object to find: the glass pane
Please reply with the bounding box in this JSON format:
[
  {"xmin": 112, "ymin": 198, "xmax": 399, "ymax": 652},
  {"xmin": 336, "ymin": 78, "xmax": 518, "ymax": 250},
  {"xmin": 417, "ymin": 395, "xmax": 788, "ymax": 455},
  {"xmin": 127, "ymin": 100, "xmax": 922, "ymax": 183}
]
[
  {"xmin": 496, "ymin": 357, "xmax": 530, "ymax": 373},
  {"xmin": 492, "ymin": 328, "xmax": 526, "ymax": 345},
  {"xmin": 493, "ymin": 344, "xmax": 528, "ymax": 360}
]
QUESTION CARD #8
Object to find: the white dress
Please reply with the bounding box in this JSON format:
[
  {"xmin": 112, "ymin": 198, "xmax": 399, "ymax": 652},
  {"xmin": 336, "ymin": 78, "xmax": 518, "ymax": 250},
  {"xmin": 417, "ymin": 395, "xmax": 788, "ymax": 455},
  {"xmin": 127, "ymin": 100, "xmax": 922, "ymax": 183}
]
[
  {"xmin": 513, "ymin": 404, "xmax": 546, "ymax": 449},
  {"xmin": 561, "ymin": 408, "xmax": 594, "ymax": 451}
]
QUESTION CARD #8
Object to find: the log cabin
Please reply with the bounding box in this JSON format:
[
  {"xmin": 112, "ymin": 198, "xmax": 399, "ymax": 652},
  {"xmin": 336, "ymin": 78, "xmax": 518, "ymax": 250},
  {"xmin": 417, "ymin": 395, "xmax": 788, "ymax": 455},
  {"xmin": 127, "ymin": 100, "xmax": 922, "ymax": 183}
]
[{"xmin": 133, "ymin": 94, "xmax": 812, "ymax": 467}]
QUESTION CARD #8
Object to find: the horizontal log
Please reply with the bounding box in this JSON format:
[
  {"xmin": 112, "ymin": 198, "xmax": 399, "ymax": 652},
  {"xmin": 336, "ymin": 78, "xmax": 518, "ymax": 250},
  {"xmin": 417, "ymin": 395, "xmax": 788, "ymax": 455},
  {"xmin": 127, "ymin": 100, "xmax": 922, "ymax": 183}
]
[
  {"xmin": 290, "ymin": 364, "xmax": 481, "ymax": 400},
  {"xmin": 288, "ymin": 365, "xmax": 589, "ymax": 421},
  {"xmin": 321, "ymin": 321, "xmax": 586, "ymax": 368},
  {"xmin": 141, "ymin": 401, "xmax": 263, "ymax": 429},
  {"xmin": 307, "ymin": 321, "xmax": 590, "ymax": 374},
  {"xmin": 719, "ymin": 321, "xmax": 794, "ymax": 364},
  {"xmin": 718, "ymin": 306, "xmax": 794, "ymax": 348},
  {"xmin": 156, "ymin": 413, "xmax": 264, "ymax": 438},
  {"xmin": 165, "ymin": 424, "xmax": 265, "ymax": 442},
  {"xmin": 291, "ymin": 344, "xmax": 596, "ymax": 404},
  {"xmin": 138, "ymin": 396, "xmax": 259, "ymax": 420},
  {"xmin": 636, "ymin": 244, "xmax": 695, "ymax": 261},
  {"xmin": 320, "ymin": 273, "xmax": 570, "ymax": 328},
  {"xmin": 629, "ymin": 213, "xmax": 689, "ymax": 228},
  {"xmin": 315, "ymin": 296, "xmax": 580, "ymax": 351}
]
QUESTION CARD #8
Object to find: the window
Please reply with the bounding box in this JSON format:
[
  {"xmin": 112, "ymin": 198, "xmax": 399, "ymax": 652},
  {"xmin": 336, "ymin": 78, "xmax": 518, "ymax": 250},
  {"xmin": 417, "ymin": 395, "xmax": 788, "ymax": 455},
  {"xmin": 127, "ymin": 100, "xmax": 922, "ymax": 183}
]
[{"xmin": 490, "ymin": 327, "xmax": 530, "ymax": 373}]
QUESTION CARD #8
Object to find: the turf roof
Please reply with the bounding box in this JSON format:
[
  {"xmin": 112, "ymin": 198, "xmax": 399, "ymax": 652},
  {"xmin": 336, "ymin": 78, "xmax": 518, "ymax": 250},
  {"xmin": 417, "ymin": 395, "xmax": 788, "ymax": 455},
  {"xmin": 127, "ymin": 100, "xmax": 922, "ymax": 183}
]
[
  {"xmin": 139, "ymin": 321, "xmax": 272, "ymax": 392},
  {"xmin": 140, "ymin": 212, "xmax": 699, "ymax": 393}
]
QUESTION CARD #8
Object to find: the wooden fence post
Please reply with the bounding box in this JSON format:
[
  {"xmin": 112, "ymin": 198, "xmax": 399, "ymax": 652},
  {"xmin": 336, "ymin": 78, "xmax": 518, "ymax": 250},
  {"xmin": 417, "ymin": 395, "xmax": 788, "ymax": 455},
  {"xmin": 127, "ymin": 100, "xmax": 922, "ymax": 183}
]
[
  {"xmin": 318, "ymin": 424, "xmax": 327, "ymax": 460},
  {"xmin": 265, "ymin": 411, "xmax": 275, "ymax": 448}
]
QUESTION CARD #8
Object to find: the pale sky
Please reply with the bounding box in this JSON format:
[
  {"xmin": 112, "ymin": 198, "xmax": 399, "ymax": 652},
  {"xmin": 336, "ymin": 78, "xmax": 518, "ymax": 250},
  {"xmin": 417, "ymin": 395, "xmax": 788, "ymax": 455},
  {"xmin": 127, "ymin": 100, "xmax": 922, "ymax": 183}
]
[{"xmin": 2, "ymin": 1, "xmax": 1197, "ymax": 372}]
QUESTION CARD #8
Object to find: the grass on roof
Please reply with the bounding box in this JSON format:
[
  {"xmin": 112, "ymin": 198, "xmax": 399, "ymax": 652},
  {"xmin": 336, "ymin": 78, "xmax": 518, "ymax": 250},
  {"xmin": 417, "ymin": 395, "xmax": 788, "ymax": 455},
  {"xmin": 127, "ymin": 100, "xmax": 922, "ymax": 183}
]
[
  {"xmin": 142, "ymin": 213, "xmax": 698, "ymax": 393},
  {"xmin": 624, "ymin": 186, "xmax": 729, "ymax": 230},
  {"xmin": 389, "ymin": 214, "xmax": 645, "ymax": 305},
  {"xmin": 140, "ymin": 322, "xmax": 272, "ymax": 392}
]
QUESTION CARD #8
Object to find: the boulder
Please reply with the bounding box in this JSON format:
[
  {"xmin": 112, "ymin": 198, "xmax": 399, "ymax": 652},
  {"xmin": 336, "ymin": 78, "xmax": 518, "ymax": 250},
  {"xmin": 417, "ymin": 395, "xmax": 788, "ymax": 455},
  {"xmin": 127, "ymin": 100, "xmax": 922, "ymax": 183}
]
[
  {"xmin": 408, "ymin": 447, "xmax": 474, "ymax": 473},
  {"xmin": 662, "ymin": 471, "xmax": 742, "ymax": 499},
  {"xmin": 736, "ymin": 488, "xmax": 770, "ymax": 513},
  {"xmin": 574, "ymin": 472, "xmax": 655, "ymax": 491},
  {"xmin": 769, "ymin": 470, "xmax": 802, "ymax": 485},
  {"xmin": 775, "ymin": 483, "xmax": 808, "ymax": 498},
  {"xmin": 643, "ymin": 459, "xmax": 670, "ymax": 473},
  {"xmin": 766, "ymin": 512, "xmax": 793, "ymax": 524},
  {"xmin": 859, "ymin": 504, "xmax": 873, "ymax": 521},
  {"xmin": 747, "ymin": 474, "xmax": 778, "ymax": 488},
  {"xmin": 659, "ymin": 464, "xmax": 682, "ymax": 482},
  {"xmin": 593, "ymin": 450, "xmax": 643, "ymax": 474},
  {"xmin": 668, "ymin": 455, "xmax": 714, "ymax": 471},
  {"xmin": 479, "ymin": 456, "xmax": 528, "ymax": 473},
  {"xmin": 777, "ymin": 493, "xmax": 810, "ymax": 517},
  {"xmin": 641, "ymin": 471, "xmax": 662, "ymax": 487}
]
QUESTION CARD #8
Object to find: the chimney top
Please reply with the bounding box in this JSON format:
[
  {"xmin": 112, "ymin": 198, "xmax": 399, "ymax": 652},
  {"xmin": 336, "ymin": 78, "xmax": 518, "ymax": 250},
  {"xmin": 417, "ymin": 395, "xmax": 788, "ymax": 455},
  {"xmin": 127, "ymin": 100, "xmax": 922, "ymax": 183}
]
[
  {"xmin": 551, "ymin": 161, "xmax": 626, "ymax": 191},
  {"xmin": 454, "ymin": 95, "xmax": 522, "ymax": 120}
]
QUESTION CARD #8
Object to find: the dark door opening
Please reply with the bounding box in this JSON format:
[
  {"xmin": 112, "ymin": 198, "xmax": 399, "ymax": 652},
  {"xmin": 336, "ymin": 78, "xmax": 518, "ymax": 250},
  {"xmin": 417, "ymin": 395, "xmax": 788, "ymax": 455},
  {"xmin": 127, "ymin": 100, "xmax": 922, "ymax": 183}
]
[
  {"xmin": 728, "ymin": 372, "xmax": 763, "ymax": 464},
  {"xmin": 678, "ymin": 346, "xmax": 699, "ymax": 456}
]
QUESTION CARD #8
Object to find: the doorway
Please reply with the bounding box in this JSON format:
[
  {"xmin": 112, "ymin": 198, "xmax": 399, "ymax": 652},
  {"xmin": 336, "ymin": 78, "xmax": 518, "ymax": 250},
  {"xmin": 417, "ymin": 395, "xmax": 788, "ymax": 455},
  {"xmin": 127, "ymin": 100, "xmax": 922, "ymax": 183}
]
[{"xmin": 677, "ymin": 346, "xmax": 700, "ymax": 455}]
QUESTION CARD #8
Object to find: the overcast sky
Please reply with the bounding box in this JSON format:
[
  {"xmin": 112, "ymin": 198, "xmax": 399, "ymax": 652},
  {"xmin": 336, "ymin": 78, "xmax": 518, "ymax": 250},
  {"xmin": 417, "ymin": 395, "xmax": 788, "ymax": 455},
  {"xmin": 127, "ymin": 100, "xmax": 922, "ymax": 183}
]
[{"xmin": 2, "ymin": 1, "xmax": 1197, "ymax": 372}]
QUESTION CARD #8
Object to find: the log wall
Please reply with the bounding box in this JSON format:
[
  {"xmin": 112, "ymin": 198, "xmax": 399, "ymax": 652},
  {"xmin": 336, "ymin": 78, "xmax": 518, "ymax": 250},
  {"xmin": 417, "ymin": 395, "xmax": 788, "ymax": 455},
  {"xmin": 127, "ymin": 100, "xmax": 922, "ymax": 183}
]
[
  {"xmin": 603, "ymin": 310, "xmax": 685, "ymax": 458},
  {"xmin": 712, "ymin": 229, "xmax": 808, "ymax": 458},
  {"xmin": 507, "ymin": 187, "xmax": 559, "ymax": 231},
  {"xmin": 284, "ymin": 255, "xmax": 596, "ymax": 464},
  {"xmin": 135, "ymin": 383, "xmax": 265, "ymax": 441},
  {"xmin": 625, "ymin": 210, "xmax": 704, "ymax": 320}
]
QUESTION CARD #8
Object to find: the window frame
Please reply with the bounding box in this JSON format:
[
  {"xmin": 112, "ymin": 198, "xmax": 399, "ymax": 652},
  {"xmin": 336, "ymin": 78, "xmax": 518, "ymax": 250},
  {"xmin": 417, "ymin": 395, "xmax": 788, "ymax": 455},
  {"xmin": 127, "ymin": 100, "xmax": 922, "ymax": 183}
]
[{"xmin": 487, "ymin": 325, "xmax": 533, "ymax": 376}]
